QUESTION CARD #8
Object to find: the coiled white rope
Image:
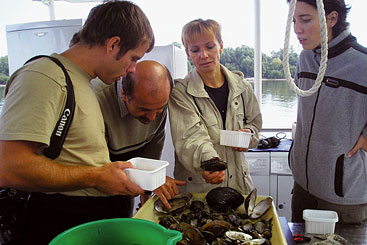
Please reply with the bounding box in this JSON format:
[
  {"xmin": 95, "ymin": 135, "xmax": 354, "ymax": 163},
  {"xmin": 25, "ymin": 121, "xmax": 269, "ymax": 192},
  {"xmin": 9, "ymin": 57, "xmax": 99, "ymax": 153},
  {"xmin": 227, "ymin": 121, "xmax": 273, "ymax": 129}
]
[{"xmin": 283, "ymin": 0, "xmax": 329, "ymax": 97}]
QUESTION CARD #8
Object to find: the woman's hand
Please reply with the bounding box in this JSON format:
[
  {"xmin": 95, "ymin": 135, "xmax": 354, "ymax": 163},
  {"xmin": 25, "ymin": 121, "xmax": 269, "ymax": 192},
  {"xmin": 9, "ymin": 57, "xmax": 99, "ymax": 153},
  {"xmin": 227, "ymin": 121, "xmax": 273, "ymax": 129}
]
[
  {"xmin": 232, "ymin": 128, "xmax": 252, "ymax": 152},
  {"xmin": 202, "ymin": 170, "xmax": 225, "ymax": 184},
  {"xmin": 348, "ymin": 134, "xmax": 367, "ymax": 157}
]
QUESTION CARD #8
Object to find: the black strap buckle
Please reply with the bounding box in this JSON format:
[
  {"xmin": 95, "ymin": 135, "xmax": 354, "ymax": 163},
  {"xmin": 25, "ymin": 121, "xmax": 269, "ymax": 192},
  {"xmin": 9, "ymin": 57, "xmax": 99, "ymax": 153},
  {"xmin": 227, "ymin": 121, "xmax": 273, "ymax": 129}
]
[{"xmin": 325, "ymin": 78, "xmax": 340, "ymax": 88}]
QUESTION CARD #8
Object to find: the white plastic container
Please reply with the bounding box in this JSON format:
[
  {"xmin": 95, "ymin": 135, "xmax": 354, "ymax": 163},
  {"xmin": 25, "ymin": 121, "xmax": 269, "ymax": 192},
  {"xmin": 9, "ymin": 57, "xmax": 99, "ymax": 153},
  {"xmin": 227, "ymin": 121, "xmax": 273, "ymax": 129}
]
[
  {"xmin": 303, "ymin": 209, "xmax": 338, "ymax": 234},
  {"xmin": 220, "ymin": 130, "xmax": 252, "ymax": 148},
  {"xmin": 124, "ymin": 157, "xmax": 169, "ymax": 191}
]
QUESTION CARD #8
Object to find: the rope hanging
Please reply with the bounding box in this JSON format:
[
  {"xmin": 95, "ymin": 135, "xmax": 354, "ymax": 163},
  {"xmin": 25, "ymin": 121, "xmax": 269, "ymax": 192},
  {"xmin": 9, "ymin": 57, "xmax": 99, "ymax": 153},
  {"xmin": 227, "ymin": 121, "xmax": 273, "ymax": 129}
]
[{"xmin": 283, "ymin": 0, "xmax": 329, "ymax": 97}]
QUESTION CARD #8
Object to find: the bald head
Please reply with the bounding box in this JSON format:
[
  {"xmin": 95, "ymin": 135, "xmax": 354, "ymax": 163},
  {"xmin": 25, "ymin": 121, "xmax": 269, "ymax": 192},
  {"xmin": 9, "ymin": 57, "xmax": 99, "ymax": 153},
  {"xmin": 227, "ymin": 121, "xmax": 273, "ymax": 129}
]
[
  {"xmin": 122, "ymin": 60, "xmax": 172, "ymax": 101},
  {"xmin": 132, "ymin": 60, "xmax": 172, "ymax": 99},
  {"xmin": 121, "ymin": 60, "xmax": 173, "ymax": 124}
]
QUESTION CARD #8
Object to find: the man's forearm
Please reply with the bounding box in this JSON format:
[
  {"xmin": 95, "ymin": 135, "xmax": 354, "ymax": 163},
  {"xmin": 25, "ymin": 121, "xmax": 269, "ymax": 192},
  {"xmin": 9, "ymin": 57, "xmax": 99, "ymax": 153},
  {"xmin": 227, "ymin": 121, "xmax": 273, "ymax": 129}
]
[{"xmin": 0, "ymin": 140, "xmax": 98, "ymax": 192}]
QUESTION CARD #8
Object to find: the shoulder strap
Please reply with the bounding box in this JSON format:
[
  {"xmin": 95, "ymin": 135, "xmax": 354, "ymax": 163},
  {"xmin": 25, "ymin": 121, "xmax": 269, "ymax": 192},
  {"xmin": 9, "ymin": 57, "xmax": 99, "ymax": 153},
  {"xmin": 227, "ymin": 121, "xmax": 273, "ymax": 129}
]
[
  {"xmin": 24, "ymin": 55, "xmax": 75, "ymax": 160},
  {"xmin": 241, "ymin": 93, "xmax": 247, "ymax": 124}
]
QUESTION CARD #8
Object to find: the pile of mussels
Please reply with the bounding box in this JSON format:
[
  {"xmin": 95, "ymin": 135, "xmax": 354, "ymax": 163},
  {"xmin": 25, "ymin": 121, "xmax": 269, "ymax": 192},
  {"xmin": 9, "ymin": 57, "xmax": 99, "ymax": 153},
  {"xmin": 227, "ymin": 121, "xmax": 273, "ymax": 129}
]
[{"xmin": 154, "ymin": 187, "xmax": 273, "ymax": 245}]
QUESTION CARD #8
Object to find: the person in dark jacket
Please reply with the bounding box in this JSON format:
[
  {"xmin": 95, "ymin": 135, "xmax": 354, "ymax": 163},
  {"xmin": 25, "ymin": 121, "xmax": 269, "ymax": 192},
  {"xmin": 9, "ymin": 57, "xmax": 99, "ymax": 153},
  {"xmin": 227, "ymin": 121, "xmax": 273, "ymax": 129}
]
[{"xmin": 288, "ymin": 0, "xmax": 367, "ymax": 223}]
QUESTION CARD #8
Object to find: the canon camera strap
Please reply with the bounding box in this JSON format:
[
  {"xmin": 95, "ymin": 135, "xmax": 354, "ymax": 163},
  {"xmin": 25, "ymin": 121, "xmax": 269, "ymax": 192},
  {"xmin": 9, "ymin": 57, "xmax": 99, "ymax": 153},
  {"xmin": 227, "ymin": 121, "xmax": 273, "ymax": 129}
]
[{"xmin": 24, "ymin": 55, "xmax": 75, "ymax": 160}]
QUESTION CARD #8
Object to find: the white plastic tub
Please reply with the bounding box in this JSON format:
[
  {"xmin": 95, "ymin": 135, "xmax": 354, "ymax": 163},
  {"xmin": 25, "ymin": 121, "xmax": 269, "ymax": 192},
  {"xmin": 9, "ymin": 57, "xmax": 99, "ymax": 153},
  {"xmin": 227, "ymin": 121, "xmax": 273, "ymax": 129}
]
[
  {"xmin": 303, "ymin": 209, "xmax": 338, "ymax": 234},
  {"xmin": 220, "ymin": 130, "xmax": 252, "ymax": 148},
  {"xmin": 124, "ymin": 157, "xmax": 169, "ymax": 191}
]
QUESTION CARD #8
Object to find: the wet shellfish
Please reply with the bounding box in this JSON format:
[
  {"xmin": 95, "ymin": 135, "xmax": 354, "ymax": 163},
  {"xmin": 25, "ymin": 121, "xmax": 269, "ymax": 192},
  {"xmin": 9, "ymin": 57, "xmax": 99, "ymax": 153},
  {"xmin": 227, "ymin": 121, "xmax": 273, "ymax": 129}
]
[
  {"xmin": 154, "ymin": 192, "xmax": 192, "ymax": 214},
  {"xmin": 244, "ymin": 188, "xmax": 272, "ymax": 219},
  {"xmin": 205, "ymin": 187, "xmax": 244, "ymax": 212},
  {"xmin": 201, "ymin": 157, "xmax": 228, "ymax": 171}
]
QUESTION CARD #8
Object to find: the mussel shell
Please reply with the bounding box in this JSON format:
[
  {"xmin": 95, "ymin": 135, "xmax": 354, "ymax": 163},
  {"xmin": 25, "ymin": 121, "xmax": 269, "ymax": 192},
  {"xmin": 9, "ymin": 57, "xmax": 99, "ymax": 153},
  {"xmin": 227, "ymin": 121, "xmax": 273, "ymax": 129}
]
[
  {"xmin": 250, "ymin": 197, "xmax": 272, "ymax": 219},
  {"xmin": 200, "ymin": 157, "xmax": 227, "ymax": 171},
  {"xmin": 205, "ymin": 187, "xmax": 244, "ymax": 212},
  {"xmin": 201, "ymin": 220, "xmax": 231, "ymax": 238},
  {"xmin": 254, "ymin": 221, "xmax": 266, "ymax": 234},
  {"xmin": 225, "ymin": 231, "xmax": 253, "ymax": 241},
  {"xmin": 158, "ymin": 215, "xmax": 179, "ymax": 229},
  {"xmin": 228, "ymin": 214, "xmax": 242, "ymax": 226},
  {"xmin": 201, "ymin": 231, "xmax": 216, "ymax": 244},
  {"xmin": 245, "ymin": 188, "xmax": 257, "ymax": 215},
  {"xmin": 242, "ymin": 238, "xmax": 268, "ymax": 245},
  {"xmin": 154, "ymin": 192, "xmax": 192, "ymax": 214},
  {"xmin": 189, "ymin": 200, "xmax": 205, "ymax": 212},
  {"xmin": 180, "ymin": 223, "xmax": 206, "ymax": 245}
]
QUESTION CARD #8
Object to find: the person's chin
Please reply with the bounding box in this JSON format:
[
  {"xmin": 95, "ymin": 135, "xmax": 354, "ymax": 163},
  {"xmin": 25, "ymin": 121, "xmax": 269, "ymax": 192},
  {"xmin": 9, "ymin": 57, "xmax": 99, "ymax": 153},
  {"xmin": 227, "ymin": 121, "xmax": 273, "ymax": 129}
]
[
  {"xmin": 199, "ymin": 62, "xmax": 214, "ymax": 69},
  {"xmin": 301, "ymin": 42, "xmax": 317, "ymax": 51},
  {"xmin": 138, "ymin": 118, "xmax": 150, "ymax": 124},
  {"xmin": 104, "ymin": 76, "xmax": 123, "ymax": 84},
  {"xmin": 301, "ymin": 43, "xmax": 309, "ymax": 49},
  {"xmin": 99, "ymin": 78, "xmax": 116, "ymax": 85}
]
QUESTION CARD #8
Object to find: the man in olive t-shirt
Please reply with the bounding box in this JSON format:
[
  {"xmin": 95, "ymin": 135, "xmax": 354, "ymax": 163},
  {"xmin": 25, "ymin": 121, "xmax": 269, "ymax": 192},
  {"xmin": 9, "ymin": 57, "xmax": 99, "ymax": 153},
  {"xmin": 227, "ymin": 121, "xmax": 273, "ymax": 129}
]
[{"xmin": 0, "ymin": 1, "xmax": 155, "ymax": 244}]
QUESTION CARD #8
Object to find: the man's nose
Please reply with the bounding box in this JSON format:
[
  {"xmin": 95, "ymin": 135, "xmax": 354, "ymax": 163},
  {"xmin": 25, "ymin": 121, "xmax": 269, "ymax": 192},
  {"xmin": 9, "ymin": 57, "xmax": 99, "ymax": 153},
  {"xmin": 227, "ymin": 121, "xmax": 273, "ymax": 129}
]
[
  {"xmin": 126, "ymin": 62, "xmax": 137, "ymax": 74},
  {"xmin": 146, "ymin": 112, "xmax": 157, "ymax": 121}
]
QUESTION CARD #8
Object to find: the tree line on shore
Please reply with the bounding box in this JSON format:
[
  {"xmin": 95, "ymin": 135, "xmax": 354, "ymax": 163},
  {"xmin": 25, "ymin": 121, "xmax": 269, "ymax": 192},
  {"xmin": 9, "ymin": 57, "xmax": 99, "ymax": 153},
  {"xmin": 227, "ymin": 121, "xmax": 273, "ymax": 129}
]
[
  {"xmin": 220, "ymin": 45, "xmax": 298, "ymax": 79},
  {"xmin": 0, "ymin": 56, "xmax": 8, "ymax": 85}
]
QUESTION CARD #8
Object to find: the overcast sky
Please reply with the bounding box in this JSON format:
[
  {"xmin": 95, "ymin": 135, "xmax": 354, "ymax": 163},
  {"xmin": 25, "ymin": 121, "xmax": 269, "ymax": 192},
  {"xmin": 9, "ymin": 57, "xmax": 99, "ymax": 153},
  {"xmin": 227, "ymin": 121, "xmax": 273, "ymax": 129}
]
[{"xmin": 1, "ymin": 0, "xmax": 366, "ymax": 57}]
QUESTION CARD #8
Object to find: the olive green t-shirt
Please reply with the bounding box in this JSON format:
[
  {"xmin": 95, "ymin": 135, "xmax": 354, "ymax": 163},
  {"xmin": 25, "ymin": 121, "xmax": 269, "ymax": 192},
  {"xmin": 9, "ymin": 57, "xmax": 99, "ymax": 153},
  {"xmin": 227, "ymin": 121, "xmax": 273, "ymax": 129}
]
[{"xmin": 0, "ymin": 53, "xmax": 110, "ymax": 196}]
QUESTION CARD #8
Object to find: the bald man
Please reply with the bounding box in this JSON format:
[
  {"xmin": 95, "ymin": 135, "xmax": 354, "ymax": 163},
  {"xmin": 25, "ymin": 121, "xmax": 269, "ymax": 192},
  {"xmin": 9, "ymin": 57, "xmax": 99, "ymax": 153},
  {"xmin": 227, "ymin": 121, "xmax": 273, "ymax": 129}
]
[{"xmin": 92, "ymin": 60, "xmax": 185, "ymax": 216}]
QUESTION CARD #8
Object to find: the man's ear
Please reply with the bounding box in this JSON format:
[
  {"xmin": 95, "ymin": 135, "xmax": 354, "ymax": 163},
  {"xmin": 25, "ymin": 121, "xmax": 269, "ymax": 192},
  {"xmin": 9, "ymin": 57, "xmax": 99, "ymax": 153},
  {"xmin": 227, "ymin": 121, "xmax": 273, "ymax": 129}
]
[{"xmin": 106, "ymin": 36, "xmax": 120, "ymax": 54}]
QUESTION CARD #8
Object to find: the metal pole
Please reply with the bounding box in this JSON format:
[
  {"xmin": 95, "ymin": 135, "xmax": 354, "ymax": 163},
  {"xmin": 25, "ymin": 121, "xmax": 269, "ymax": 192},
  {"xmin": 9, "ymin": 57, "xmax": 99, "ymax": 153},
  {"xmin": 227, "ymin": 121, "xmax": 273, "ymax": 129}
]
[
  {"xmin": 254, "ymin": 0, "xmax": 262, "ymax": 103},
  {"xmin": 49, "ymin": 0, "xmax": 56, "ymax": 20}
]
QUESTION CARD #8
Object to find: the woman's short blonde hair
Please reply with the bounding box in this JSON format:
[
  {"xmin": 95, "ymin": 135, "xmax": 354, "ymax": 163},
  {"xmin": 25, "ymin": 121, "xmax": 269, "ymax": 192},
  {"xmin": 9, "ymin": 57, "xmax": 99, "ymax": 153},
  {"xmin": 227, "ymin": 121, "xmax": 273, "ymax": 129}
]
[{"xmin": 181, "ymin": 19, "xmax": 222, "ymax": 49}]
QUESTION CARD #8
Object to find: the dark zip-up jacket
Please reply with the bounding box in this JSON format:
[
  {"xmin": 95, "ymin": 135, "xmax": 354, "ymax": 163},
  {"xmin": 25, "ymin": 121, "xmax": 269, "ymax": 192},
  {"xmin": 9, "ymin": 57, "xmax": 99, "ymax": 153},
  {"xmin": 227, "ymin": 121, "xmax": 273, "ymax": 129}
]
[{"xmin": 290, "ymin": 30, "xmax": 367, "ymax": 205}]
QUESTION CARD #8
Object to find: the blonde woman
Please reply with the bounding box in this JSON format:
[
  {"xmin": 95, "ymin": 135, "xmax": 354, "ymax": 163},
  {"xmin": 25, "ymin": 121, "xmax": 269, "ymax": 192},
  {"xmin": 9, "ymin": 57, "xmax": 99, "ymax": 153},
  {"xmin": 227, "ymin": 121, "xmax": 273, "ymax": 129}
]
[{"xmin": 168, "ymin": 19, "xmax": 262, "ymax": 194}]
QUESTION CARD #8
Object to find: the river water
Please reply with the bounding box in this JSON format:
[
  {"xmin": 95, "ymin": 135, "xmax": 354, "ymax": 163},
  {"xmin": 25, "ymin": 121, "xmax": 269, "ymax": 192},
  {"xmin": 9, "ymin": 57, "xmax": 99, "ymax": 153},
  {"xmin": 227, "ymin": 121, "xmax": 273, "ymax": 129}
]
[
  {"xmin": 260, "ymin": 79, "xmax": 297, "ymax": 129},
  {"xmin": 0, "ymin": 80, "xmax": 297, "ymax": 129}
]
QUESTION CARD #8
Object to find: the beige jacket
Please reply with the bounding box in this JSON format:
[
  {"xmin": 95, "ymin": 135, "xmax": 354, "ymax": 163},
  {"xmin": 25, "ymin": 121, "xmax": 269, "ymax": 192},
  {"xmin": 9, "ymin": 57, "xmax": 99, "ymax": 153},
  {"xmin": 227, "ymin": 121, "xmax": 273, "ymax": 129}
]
[{"xmin": 168, "ymin": 65, "xmax": 262, "ymax": 194}]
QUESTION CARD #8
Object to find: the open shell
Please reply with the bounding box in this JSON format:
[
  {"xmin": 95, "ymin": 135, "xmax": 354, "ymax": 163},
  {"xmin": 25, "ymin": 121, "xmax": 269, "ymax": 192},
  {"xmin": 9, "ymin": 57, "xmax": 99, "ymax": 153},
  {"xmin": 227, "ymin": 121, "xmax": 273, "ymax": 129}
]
[
  {"xmin": 225, "ymin": 231, "xmax": 253, "ymax": 241},
  {"xmin": 250, "ymin": 197, "xmax": 272, "ymax": 219},
  {"xmin": 245, "ymin": 188, "xmax": 257, "ymax": 215},
  {"xmin": 154, "ymin": 192, "xmax": 192, "ymax": 214},
  {"xmin": 244, "ymin": 188, "xmax": 272, "ymax": 219}
]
